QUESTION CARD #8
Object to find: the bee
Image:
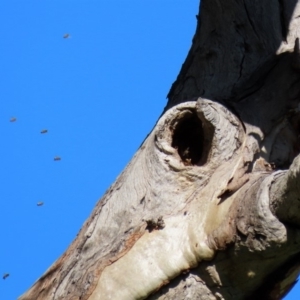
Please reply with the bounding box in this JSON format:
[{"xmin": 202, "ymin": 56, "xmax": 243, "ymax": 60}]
[
  {"xmin": 40, "ymin": 129, "xmax": 48, "ymax": 134},
  {"xmin": 63, "ymin": 33, "xmax": 70, "ymax": 39},
  {"xmin": 10, "ymin": 117, "xmax": 17, "ymax": 122},
  {"xmin": 54, "ymin": 156, "xmax": 61, "ymax": 161},
  {"xmin": 37, "ymin": 202, "xmax": 44, "ymax": 206},
  {"xmin": 3, "ymin": 273, "xmax": 9, "ymax": 280}
]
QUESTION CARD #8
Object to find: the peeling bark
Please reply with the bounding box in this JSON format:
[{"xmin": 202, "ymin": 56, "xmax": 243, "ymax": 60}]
[{"xmin": 19, "ymin": 0, "xmax": 300, "ymax": 299}]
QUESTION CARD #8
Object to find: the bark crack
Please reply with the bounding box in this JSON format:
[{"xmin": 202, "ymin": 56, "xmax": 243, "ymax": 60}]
[
  {"xmin": 238, "ymin": 47, "xmax": 246, "ymax": 82},
  {"xmin": 235, "ymin": 57, "xmax": 279, "ymax": 102},
  {"xmin": 243, "ymin": 0, "xmax": 260, "ymax": 42}
]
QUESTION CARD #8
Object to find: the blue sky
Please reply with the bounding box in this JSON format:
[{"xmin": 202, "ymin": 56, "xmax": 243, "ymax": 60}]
[{"xmin": 0, "ymin": 1, "xmax": 298, "ymax": 299}]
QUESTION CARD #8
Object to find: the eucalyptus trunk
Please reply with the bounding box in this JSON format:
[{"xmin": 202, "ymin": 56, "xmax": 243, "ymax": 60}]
[{"xmin": 20, "ymin": 1, "xmax": 300, "ymax": 299}]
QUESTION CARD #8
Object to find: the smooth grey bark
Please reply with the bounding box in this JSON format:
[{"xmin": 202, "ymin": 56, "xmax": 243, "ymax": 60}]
[{"xmin": 20, "ymin": 1, "xmax": 300, "ymax": 299}]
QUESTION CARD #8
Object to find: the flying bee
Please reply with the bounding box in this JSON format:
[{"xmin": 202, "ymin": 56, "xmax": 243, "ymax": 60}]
[
  {"xmin": 54, "ymin": 156, "xmax": 61, "ymax": 161},
  {"xmin": 37, "ymin": 202, "xmax": 44, "ymax": 206},
  {"xmin": 63, "ymin": 33, "xmax": 70, "ymax": 39},
  {"xmin": 40, "ymin": 129, "xmax": 48, "ymax": 134},
  {"xmin": 10, "ymin": 117, "xmax": 17, "ymax": 122},
  {"xmin": 3, "ymin": 273, "xmax": 9, "ymax": 280}
]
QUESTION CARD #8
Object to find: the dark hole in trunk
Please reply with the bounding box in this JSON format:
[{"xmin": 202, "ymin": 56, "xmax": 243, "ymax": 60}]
[{"xmin": 171, "ymin": 112, "xmax": 204, "ymax": 165}]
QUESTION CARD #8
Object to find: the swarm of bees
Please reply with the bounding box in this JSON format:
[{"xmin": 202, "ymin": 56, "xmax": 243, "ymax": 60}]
[
  {"xmin": 10, "ymin": 120, "xmax": 61, "ymax": 162},
  {"xmin": 6, "ymin": 32, "xmax": 69, "ymax": 285}
]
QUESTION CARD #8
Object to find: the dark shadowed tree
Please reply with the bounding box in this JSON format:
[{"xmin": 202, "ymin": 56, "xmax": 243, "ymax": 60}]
[{"xmin": 20, "ymin": 1, "xmax": 300, "ymax": 299}]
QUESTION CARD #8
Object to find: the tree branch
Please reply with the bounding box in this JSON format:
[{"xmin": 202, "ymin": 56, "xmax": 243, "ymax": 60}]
[{"xmin": 270, "ymin": 154, "xmax": 300, "ymax": 226}]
